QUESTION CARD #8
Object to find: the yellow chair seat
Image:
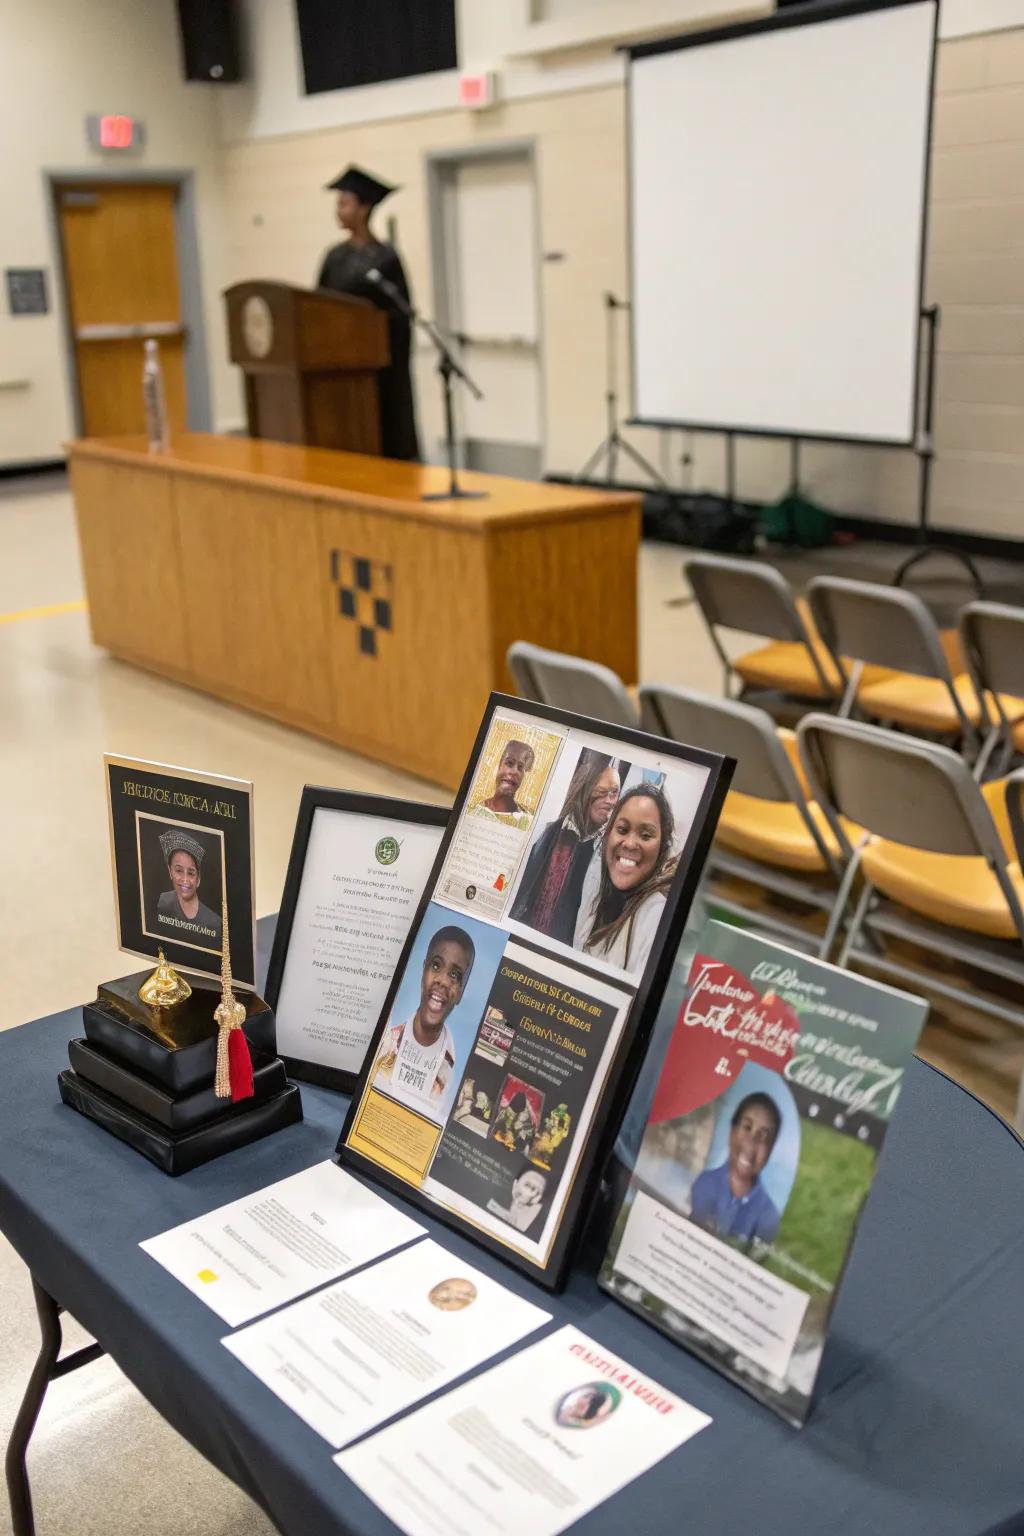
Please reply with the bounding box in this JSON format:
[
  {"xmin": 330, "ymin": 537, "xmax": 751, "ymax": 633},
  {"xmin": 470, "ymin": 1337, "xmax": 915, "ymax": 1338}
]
[
  {"xmin": 856, "ymin": 672, "xmax": 982, "ymax": 735},
  {"xmin": 717, "ymin": 791, "xmax": 841, "ymax": 873},
  {"xmin": 861, "ymin": 837, "xmax": 1024, "ymax": 941},
  {"xmin": 733, "ymin": 640, "xmax": 838, "ymax": 698}
]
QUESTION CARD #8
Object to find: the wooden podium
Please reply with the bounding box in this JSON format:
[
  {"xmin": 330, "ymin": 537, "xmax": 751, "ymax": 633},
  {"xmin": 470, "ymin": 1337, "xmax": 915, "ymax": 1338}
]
[{"xmin": 225, "ymin": 281, "xmax": 389, "ymax": 453}]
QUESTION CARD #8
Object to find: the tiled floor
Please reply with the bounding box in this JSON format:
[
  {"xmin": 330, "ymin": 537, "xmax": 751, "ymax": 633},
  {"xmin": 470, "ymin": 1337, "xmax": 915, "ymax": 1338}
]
[{"xmin": 1, "ymin": 471, "xmax": 1022, "ymax": 1535}]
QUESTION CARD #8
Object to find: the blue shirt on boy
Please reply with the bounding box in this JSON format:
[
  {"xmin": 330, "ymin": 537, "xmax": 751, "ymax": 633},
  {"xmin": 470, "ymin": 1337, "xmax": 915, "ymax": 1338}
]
[{"xmin": 690, "ymin": 1161, "xmax": 780, "ymax": 1244}]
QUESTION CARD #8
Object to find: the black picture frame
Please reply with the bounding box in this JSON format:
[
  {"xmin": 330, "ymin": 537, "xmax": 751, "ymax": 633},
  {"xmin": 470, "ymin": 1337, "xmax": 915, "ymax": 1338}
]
[
  {"xmin": 104, "ymin": 755, "xmax": 256, "ymax": 989},
  {"xmin": 336, "ymin": 692, "xmax": 733, "ymax": 1291},
  {"xmin": 265, "ymin": 787, "xmax": 450, "ymax": 1093}
]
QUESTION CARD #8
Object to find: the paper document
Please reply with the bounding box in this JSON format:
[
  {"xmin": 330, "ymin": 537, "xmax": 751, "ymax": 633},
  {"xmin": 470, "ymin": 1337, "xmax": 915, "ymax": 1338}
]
[
  {"xmin": 336, "ymin": 1324, "xmax": 711, "ymax": 1536},
  {"xmin": 141, "ymin": 1160, "xmax": 424, "ymax": 1326},
  {"xmin": 223, "ymin": 1238, "xmax": 551, "ymax": 1446}
]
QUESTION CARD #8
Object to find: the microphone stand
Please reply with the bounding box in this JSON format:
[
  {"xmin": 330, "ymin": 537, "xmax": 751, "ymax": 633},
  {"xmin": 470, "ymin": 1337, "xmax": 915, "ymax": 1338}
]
[{"xmin": 368, "ymin": 270, "xmax": 487, "ymax": 502}]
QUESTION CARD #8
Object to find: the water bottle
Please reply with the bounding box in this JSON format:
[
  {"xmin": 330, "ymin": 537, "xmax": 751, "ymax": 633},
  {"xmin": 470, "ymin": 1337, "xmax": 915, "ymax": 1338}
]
[{"xmin": 142, "ymin": 338, "xmax": 169, "ymax": 452}]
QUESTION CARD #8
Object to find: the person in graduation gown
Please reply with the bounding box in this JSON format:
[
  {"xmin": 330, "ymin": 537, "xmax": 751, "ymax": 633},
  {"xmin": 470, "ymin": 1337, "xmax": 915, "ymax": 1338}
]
[{"xmin": 316, "ymin": 165, "xmax": 420, "ymax": 461}]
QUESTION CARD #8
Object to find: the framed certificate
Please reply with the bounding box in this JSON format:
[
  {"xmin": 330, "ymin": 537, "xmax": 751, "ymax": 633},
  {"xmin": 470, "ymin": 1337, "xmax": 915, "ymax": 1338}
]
[
  {"xmin": 337, "ymin": 693, "xmax": 732, "ymax": 1290},
  {"xmin": 265, "ymin": 789, "xmax": 448, "ymax": 1092}
]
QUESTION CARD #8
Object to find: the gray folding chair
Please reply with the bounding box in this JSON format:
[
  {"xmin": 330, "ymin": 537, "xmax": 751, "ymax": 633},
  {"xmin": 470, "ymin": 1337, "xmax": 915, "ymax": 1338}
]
[
  {"xmin": 807, "ymin": 575, "xmax": 982, "ymax": 757},
  {"xmin": 684, "ymin": 553, "xmax": 838, "ymax": 705},
  {"xmin": 505, "ymin": 641, "xmax": 638, "ymax": 727},
  {"xmin": 641, "ymin": 684, "xmax": 841, "ymax": 955},
  {"xmin": 798, "ymin": 713, "xmax": 1024, "ymax": 1127},
  {"xmin": 960, "ymin": 601, "xmax": 1024, "ymax": 778}
]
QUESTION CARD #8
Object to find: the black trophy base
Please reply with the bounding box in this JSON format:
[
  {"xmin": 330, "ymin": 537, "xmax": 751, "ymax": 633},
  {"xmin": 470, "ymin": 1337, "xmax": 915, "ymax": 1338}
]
[
  {"xmin": 68, "ymin": 1038, "xmax": 287, "ymax": 1133},
  {"xmin": 58, "ymin": 1070, "xmax": 303, "ymax": 1176},
  {"xmin": 83, "ymin": 971, "xmax": 277, "ymax": 1095}
]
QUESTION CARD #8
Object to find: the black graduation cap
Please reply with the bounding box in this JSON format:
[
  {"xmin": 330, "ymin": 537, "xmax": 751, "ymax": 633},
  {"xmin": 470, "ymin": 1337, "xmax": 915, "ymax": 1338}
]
[{"xmin": 325, "ymin": 165, "xmax": 397, "ymax": 207}]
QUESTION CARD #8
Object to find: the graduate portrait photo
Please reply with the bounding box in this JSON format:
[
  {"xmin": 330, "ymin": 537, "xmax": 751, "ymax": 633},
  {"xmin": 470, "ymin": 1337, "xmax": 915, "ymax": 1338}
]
[{"xmin": 138, "ymin": 815, "xmax": 225, "ymax": 958}]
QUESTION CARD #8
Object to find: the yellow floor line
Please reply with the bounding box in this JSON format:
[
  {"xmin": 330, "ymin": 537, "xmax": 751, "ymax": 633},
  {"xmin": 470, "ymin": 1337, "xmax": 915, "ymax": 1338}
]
[{"xmin": 0, "ymin": 599, "xmax": 87, "ymax": 626}]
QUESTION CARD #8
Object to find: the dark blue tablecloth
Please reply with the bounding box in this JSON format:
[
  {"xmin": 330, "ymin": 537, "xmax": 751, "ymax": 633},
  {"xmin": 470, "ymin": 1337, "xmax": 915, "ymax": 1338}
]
[{"xmin": 2, "ymin": 923, "xmax": 1024, "ymax": 1536}]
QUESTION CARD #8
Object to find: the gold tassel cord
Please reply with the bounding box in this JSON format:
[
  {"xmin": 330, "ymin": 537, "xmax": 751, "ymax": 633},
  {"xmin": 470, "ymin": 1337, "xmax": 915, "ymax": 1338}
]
[{"xmin": 214, "ymin": 893, "xmax": 245, "ymax": 1098}]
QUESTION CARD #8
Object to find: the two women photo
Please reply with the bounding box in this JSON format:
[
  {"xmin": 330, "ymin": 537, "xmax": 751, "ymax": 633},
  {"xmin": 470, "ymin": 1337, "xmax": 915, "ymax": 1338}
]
[{"xmin": 512, "ymin": 748, "xmax": 680, "ymax": 977}]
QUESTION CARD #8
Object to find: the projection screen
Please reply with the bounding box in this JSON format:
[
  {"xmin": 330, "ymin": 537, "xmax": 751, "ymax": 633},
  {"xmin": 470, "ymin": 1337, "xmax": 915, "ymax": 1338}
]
[{"xmin": 628, "ymin": 0, "xmax": 937, "ymax": 445}]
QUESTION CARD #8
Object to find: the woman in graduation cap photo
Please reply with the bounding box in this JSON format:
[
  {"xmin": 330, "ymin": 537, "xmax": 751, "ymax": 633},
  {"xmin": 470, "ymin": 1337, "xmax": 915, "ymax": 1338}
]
[
  {"xmin": 154, "ymin": 828, "xmax": 222, "ymax": 949},
  {"xmin": 317, "ymin": 165, "xmax": 420, "ymax": 461}
]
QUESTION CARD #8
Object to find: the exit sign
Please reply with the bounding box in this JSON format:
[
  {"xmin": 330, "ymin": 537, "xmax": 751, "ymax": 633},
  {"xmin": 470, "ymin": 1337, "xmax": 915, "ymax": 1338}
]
[{"xmin": 86, "ymin": 114, "xmax": 146, "ymax": 152}]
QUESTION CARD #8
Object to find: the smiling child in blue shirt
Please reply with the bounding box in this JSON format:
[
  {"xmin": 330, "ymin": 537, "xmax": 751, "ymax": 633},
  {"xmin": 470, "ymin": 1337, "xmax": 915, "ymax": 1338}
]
[{"xmin": 689, "ymin": 1091, "xmax": 782, "ymax": 1246}]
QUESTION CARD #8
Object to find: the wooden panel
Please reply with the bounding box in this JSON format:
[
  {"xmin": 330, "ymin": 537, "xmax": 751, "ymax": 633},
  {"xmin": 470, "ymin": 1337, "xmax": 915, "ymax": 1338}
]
[
  {"xmin": 484, "ymin": 507, "xmax": 640, "ymax": 688},
  {"xmin": 70, "ymin": 435, "xmax": 640, "ymax": 532},
  {"xmin": 58, "ymin": 182, "xmax": 187, "ymax": 437},
  {"xmin": 303, "ymin": 373, "xmax": 381, "ymax": 453},
  {"xmin": 69, "ymin": 457, "xmax": 191, "ymax": 671},
  {"xmin": 59, "ymin": 183, "xmax": 181, "ymax": 326},
  {"xmin": 173, "ymin": 476, "xmax": 335, "ymax": 730},
  {"xmin": 76, "ymin": 336, "xmax": 187, "ymax": 438},
  {"xmin": 250, "ymin": 373, "xmax": 305, "ymax": 444},
  {"xmin": 317, "ymin": 502, "xmax": 494, "ymax": 787}
]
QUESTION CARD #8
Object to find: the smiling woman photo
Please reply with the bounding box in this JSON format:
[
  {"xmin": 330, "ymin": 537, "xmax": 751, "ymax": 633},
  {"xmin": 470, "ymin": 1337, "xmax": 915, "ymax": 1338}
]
[
  {"xmin": 155, "ymin": 828, "xmax": 222, "ymax": 947},
  {"xmin": 573, "ymin": 782, "xmax": 677, "ymax": 976}
]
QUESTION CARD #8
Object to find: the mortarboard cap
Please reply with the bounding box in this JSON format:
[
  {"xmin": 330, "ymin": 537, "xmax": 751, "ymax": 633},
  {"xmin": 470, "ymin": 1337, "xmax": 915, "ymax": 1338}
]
[
  {"xmin": 159, "ymin": 828, "xmax": 206, "ymax": 866},
  {"xmin": 325, "ymin": 165, "xmax": 397, "ymax": 207}
]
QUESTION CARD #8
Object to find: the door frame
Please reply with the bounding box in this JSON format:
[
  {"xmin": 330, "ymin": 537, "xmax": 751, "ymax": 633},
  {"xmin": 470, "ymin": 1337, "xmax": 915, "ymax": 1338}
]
[
  {"xmin": 424, "ymin": 139, "xmax": 546, "ymax": 473},
  {"xmin": 45, "ymin": 168, "xmax": 213, "ymax": 436}
]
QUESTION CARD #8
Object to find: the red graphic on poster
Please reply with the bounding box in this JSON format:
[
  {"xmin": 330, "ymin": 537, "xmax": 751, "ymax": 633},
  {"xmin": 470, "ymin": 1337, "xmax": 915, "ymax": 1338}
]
[{"xmin": 650, "ymin": 953, "xmax": 800, "ymax": 1123}]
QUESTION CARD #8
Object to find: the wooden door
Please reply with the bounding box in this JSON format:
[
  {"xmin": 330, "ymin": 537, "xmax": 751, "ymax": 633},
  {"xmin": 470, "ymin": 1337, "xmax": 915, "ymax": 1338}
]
[{"xmin": 57, "ymin": 182, "xmax": 188, "ymax": 438}]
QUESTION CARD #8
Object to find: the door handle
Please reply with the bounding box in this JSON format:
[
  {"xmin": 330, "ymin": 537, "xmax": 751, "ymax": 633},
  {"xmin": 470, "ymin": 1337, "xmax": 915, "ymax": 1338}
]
[{"xmin": 75, "ymin": 322, "xmax": 184, "ymax": 341}]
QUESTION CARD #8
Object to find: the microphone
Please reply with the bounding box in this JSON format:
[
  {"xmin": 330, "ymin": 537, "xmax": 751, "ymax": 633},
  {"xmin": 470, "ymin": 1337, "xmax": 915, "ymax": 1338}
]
[{"xmin": 366, "ymin": 267, "xmax": 414, "ymax": 319}]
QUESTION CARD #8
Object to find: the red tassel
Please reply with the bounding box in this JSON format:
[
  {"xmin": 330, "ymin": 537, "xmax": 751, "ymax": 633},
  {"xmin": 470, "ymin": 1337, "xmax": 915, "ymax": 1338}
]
[{"xmin": 228, "ymin": 1028, "xmax": 254, "ymax": 1102}]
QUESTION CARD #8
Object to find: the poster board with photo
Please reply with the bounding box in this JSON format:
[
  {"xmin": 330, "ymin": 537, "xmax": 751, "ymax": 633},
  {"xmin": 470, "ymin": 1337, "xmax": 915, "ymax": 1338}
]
[
  {"xmin": 265, "ymin": 789, "xmax": 449, "ymax": 1091},
  {"xmin": 105, "ymin": 755, "xmax": 256, "ymax": 989},
  {"xmin": 599, "ymin": 920, "xmax": 928, "ymax": 1425},
  {"xmin": 337, "ymin": 693, "xmax": 731, "ymax": 1290}
]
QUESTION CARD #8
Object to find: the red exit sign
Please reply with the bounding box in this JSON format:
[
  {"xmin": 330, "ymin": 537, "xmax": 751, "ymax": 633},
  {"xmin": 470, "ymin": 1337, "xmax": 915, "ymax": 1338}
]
[{"xmin": 86, "ymin": 114, "xmax": 146, "ymax": 152}]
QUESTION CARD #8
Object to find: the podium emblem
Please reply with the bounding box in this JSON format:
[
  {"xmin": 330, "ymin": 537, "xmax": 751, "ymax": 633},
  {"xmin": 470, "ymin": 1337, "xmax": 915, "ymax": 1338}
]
[{"xmin": 242, "ymin": 295, "xmax": 274, "ymax": 359}]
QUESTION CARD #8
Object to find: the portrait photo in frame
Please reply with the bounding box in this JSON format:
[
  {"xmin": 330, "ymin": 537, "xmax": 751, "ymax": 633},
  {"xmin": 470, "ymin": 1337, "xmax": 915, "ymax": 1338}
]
[
  {"xmin": 337, "ymin": 693, "xmax": 733, "ymax": 1291},
  {"xmin": 105, "ymin": 755, "xmax": 256, "ymax": 989},
  {"xmin": 265, "ymin": 788, "xmax": 449, "ymax": 1092}
]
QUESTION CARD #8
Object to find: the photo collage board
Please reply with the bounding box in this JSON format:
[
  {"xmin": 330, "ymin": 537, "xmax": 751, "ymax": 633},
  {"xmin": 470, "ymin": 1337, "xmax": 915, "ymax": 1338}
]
[{"xmin": 339, "ymin": 694, "xmax": 731, "ymax": 1288}]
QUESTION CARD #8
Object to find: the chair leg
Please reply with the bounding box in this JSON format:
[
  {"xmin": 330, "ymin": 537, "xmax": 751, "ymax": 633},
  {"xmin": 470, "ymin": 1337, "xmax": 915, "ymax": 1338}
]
[
  {"xmin": 837, "ymin": 661, "xmax": 862, "ymax": 721},
  {"xmin": 837, "ymin": 879, "xmax": 875, "ymax": 970},
  {"xmin": 818, "ymin": 837, "xmax": 866, "ymax": 961},
  {"xmin": 973, "ymin": 727, "xmax": 999, "ymax": 783}
]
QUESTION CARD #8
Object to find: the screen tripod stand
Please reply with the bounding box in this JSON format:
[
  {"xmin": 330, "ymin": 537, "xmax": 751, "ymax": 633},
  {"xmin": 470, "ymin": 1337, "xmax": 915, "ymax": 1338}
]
[{"xmin": 576, "ymin": 292, "xmax": 667, "ymax": 488}]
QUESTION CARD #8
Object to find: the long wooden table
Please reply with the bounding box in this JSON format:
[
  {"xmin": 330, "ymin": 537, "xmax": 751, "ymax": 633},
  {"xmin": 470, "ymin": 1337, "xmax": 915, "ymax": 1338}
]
[{"xmin": 68, "ymin": 434, "xmax": 640, "ymax": 788}]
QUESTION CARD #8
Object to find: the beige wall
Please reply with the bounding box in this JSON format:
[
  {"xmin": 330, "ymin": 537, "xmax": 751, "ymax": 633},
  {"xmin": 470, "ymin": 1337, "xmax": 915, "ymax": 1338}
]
[
  {"xmin": 0, "ymin": 0, "xmax": 235, "ymax": 465},
  {"xmin": 220, "ymin": 24, "xmax": 1024, "ymax": 536}
]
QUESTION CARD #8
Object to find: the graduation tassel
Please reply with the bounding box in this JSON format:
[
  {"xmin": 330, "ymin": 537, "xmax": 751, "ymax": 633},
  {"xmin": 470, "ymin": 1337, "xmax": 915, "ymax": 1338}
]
[{"xmin": 214, "ymin": 893, "xmax": 253, "ymax": 1101}]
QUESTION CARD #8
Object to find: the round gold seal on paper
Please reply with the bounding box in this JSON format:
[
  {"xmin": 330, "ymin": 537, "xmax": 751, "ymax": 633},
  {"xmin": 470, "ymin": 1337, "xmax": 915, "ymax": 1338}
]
[{"xmin": 242, "ymin": 295, "xmax": 274, "ymax": 359}]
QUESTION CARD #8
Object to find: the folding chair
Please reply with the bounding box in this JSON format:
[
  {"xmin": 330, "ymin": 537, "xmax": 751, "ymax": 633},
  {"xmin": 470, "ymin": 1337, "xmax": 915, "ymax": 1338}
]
[
  {"xmin": 807, "ymin": 576, "xmax": 983, "ymax": 756},
  {"xmin": 684, "ymin": 553, "xmax": 840, "ymax": 704},
  {"xmin": 960, "ymin": 600, "xmax": 1024, "ymax": 778},
  {"xmin": 640, "ymin": 684, "xmax": 842, "ymax": 955},
  {"xmin": 505, "ymin": 641, "xmax": 639, "ymax": 727},
  {"xmin": 798, "ymin": 714, "xmax": 1024, "ymax": 1127}
]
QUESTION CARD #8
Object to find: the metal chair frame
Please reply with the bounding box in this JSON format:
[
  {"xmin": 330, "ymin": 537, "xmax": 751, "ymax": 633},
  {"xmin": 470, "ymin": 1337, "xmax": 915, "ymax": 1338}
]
[
  {"xmin": 684, "ymin": 554, "xmax": 836, "ymax": 702},
  {"xmin": 505, "ymin": 641, "xmax": 639, "ymax": 727},
  {"xmin": 960, "ymin": 601, "xmax": 1024, "ymax": 780},
  {"xmin": 641, "ymin": 684, "xmax": 841, "ymax": 956},
  {"xmin": 807, "ymin": 575, "xmax": 982, "ymax": 758},
  {"xmin": 799, "ymin": 716, "xmax": 1024, "ymax": 1127}
]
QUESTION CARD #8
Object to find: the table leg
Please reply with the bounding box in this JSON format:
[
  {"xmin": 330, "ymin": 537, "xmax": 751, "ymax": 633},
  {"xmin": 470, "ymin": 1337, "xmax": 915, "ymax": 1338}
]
[{"xmin": 5, "ymin": 1277, "xmax": 105, "ymax": 1536}]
